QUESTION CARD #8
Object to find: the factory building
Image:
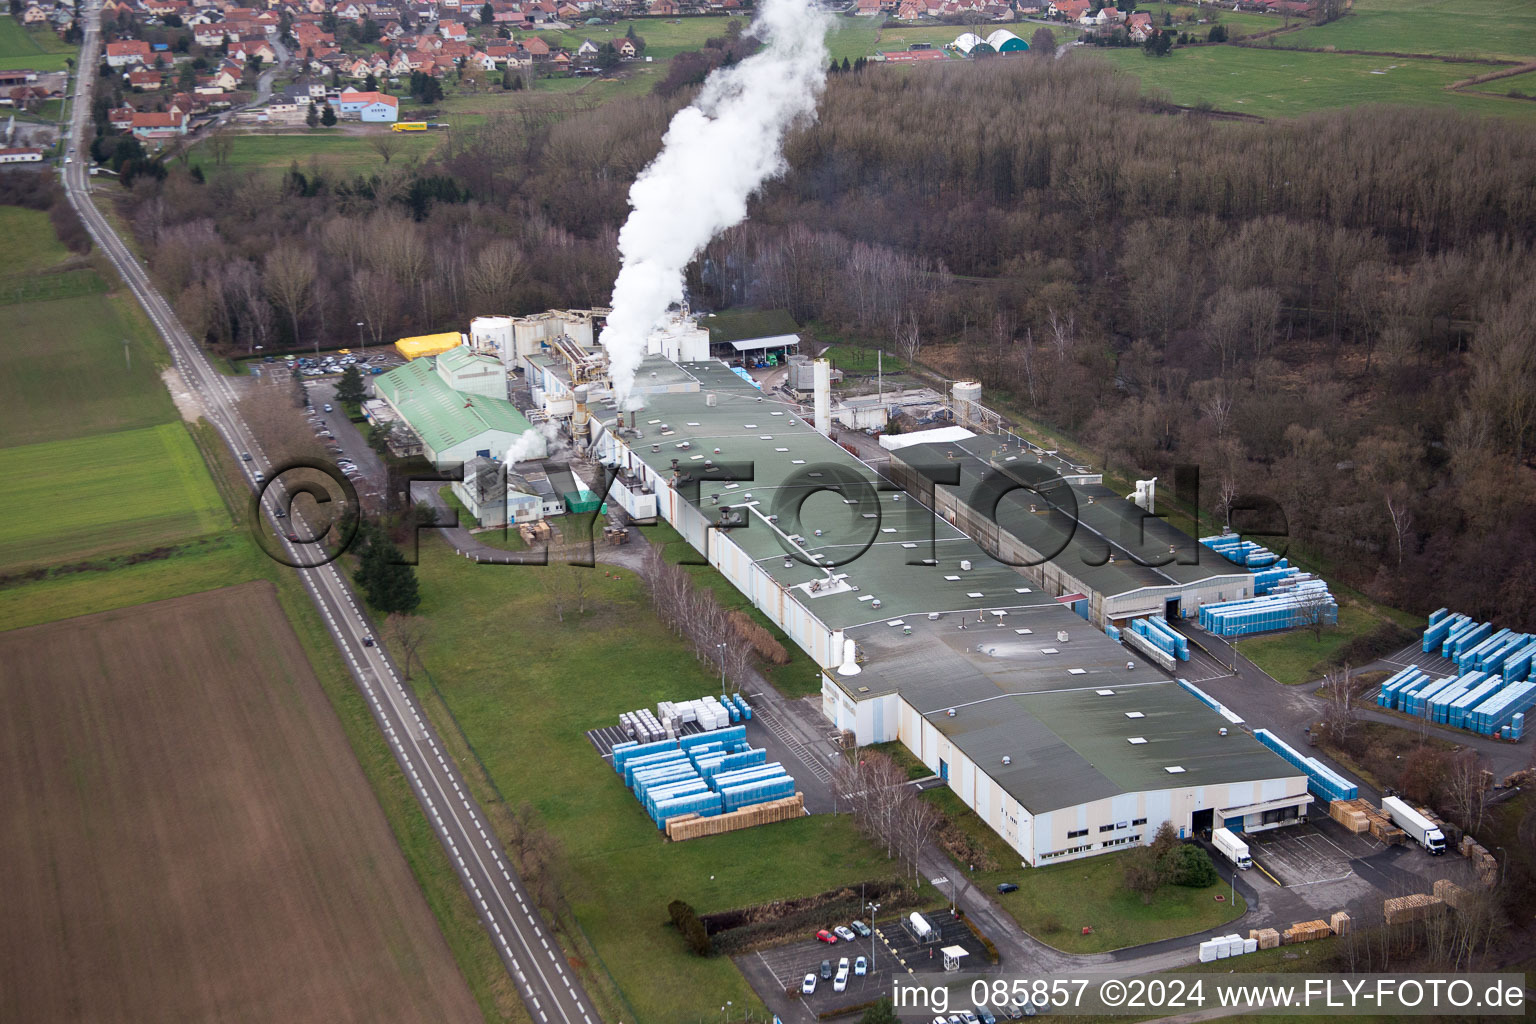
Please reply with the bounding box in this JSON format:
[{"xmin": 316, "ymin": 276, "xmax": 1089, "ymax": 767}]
[
  {"xmin": 885, "ymin": 434, "xmax": 1252, "ymax": 628},
  {"xmin": 703, "ymin": 308, "xmax": 801, "ymax": 365},
  {"xmin": 452, "ymin": 457, "xmax": 550, "ymax": 527},
  {"xmin": 589, "ymin": 359, "xmax": 1310, "ymax": 865},
  {"xmin": 374, "ymin": 349, "xmax": 539, "ymax": 467}
]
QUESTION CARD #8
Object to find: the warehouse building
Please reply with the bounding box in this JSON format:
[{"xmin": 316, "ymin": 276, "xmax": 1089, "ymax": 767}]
[
  {"xmin": 886, "ymin": 434, "xmax": 1252, "ymax": 627},
  {"xmin": 589, "ymin": 360, "xmax": 1310, "ymax": 864},
  {"xmin": 374, "ymin": 349, "xmax": 541, "ymax": 467},
  {"xmin": 703, "ymin": 308, "xmax": 801, "ymax": 365}
]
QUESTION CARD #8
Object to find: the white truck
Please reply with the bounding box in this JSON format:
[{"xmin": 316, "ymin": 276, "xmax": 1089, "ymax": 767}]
[
  {"xmin": 1381, "ymin": 796, "xmax": 1447, "ymax": 855},
  {"xmin": 1212, "ymin": 827, "xmax": 1253, "ymax": 870}
]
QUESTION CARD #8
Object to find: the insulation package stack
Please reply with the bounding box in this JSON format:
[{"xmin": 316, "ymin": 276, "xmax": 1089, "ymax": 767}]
[
  {"xmin": 1503, "ymin": 639, "xmax": 1536, "ymax": 682},
  {"xmin": 1377, "ymin": 666, "xmax": 1427, "ymax": 710},
  {"xmin": 1198, "ymin": 580, "xmax": 1338, "ymax": 638},
  {"xmin": 1383, "ymin": 894, "xmax": 1443, "ymax": 926},
  {"xmin": 1105, "ymin": 623, "xmax": 1122, "ymax": 643},
  {"xmin": 730, "ymin": 693, "xmax": 753, "ymax": 719},
  {"xmin": 1449, "ymin": 678, "xmax": 1505, "ymax": 729},
  {"xmin": 1200, "ymin": 534, "xmax": 1283, "ymax": 568},
  {"xmin": 1330, "ymin": 911, "xmax": 1351, "ymax": 936},
  {"xmin": 1470, "ymin": 681, "xmax": 1536, "ymax": 737},
  {"xmin": 1254, "ymin": 729, "xmax": 1359, "ymax": 802},
  {"xmin": 1131, "ymin": 617, "xmax": 1190, "ymax": 661},
  {"xmin": 1424, "ymin": 612, "xmax": 1469, "ymax": 654}
]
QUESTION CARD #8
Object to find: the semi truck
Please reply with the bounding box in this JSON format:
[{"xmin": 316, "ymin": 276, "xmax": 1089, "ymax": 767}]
[
  {"xmin": 1381, "ymin": 796, "xmax": 1447, "ymax": 855},
  {"xmin": 1212, "ymin": 827, "xmax": 1253, "ymax": 870}
]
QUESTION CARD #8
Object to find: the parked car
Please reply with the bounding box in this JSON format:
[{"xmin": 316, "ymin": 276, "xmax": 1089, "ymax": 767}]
[
  {"xmin": 850, "ymin": 920, "xmax": 871, "ymax": 937},
  {"xmin": 959, "ymin": 1011, "xmax": 980, "ymax": 1024},
  {"xmin": 815, "ymin": 930, "xmax": 836, "ymax": 944},
  {"xmin": 323, "ymin": 403, "xmax": 333, "ymax": 412},
  {"xmin": 802, "ymin": 974, "xmax": 816, "ymax": 995},
  {"xmin": 833, "ymin": 963, "xmax": 848, "ymax": 993},
  {"xmin": 853, "ymin": 955, "xmax": 867, "ymax": 976},
  {"xmin": 820, "ymin": 959, "xmax": 832, "ymax": 980},
  {"xmin": 833, "ymin": 926, "xmax": 856, "ymax": 942},
  {"xmin": 996, "ymin": 882, "xmax": 1019, "ymax": 894},
  {"xmin": 974, "ymin": 1005, "xmax": 997, "ymax": 1024}
]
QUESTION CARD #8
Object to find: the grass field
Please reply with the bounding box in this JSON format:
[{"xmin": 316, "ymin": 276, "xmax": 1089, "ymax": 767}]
[
  {"xmin": 0, "ymin": 582, "xmax": 482, "ymax": 1024},
  {"xmin": 0, "ymin": 422, "xmax": 229, "ymax": 573},
  {"xmin": 1092, "ymin": 43, "xmax": 1536, "ymax": 119},
  {"xmin": 0, "ymin": 288, "xmax": 177, "ymax": 446},
  {"xmin": 205, "ymin": 131, "xmax": 443, "ymax": 178},
  {"xmin": 0, "ymin": 206, "xmax": 71, "ymax": 275},
  {"xmin": 1468, "ymin": 68, "xmax": 1536, "ymax": 95},
  {"xmin": 1232, "ymin": 601, "xmax": 1385, "ymax": 685},
  {"xmin": 0, "ymin": 15, "xmax": 74, "ymax": 71},
  {"xmin": 1138, "ymin": 3, "xmax": 1286, "ymax": 36},
  {"xmin": 919, "ymin": 784, "xmax": 1246, "ymax": 953},
  {"xmin": 1277, "ymin": 0, "xmax": 1536, "ymax": 59},
  {"xmin": 402, "ymin": 534, "xmax": 905, "ymax": 1023}
]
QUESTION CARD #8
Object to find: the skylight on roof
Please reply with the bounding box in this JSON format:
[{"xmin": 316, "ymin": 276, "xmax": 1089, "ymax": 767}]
[
  {"xmin": 1068, "ymin": 668, "xmax": 1086, "ymax": 675},
  {"xmin": 901, "ymin": 543, "xmax": 917, "ymax": 549},
  {"xmin": 1127, "ymin": 737, "xmax": 1147, "ymax": 745},
  {"xmin": 1125, "ymin": 711, "xmax": 1145, "ymax": 719},
  {"xmin": 945, "ymin": 575, "xmax": 961, "ymax": 581},
  {"xmin": 1096, "ymin": 689, "xmax": 1116, "ymax": 696},
  {"xmin": 1015, "ymin": 587, "xmax": 1031, "ymax": 594},
  {"xmin": 1015, "ymin": 628, "xmax": 1033, "ymax": 635},
  {"xmin": 743, "ymin": 423, "xmax": 757, "ymax": 428},
  {"xmin": 967, "ymin": 592, "xmax": 984, "ymax": 598},
  {"xmin": 1165, "ymin": 766, "xmax": 1186, "ymax": 774},
  {"xmin": 776, "ymin": 447, "xmax": 789, "ymax": 452},
  {"xmin": 1039, "ymin": 647, "xmax": 1059, "ymax": 654}
]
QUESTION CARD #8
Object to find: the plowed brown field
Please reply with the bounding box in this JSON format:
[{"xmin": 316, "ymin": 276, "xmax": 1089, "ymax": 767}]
[{"xmin": 0, "ymin": 581, "xmax": 480, "ymax": 1024}]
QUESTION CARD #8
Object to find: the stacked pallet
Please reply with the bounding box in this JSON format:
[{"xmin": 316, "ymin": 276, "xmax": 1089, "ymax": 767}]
[
  {"xmin": 664, "ymin": 793, "xmax": 803, "ymax": 841},
  {"xmin": 1248, "ymin": 928, "xmax": 1281, "ymax": 949},
  {"xmin": 1383, "ymin": 894, "xmax": 1445, "ymax": 925},
  {"xmin": 1459, "ymin": 839, "xmax": 1500, "ymax": 886},
  {"xmin": 1368, "ymin": 814, "xmax": 1407, "ymax": 845},
  {"xmin": 1328, "ymin": 799, "xmax": 1370, "ymax": 834},
  {"xmin": 1283, "ymin": 920, "xmax": 1332, "ymax": 943},
  {"xmin": 1330, "ymin": 911, "xmax": 1351, "ymax": 936},
  {"xmin": 1432, "ymin": 878, "xmax": 1472, "ymax": 912}
]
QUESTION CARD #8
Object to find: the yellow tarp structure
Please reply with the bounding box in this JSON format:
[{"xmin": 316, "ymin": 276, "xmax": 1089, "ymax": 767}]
[{"xmin": 395, "ymin": 332, "xmax": 463, "ymax": 360}]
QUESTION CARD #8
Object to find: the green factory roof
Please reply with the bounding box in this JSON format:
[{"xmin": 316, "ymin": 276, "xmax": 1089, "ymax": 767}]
[
  {"xmin": 599, "ymin": 367, "xmax": 1299, "ymax": 814},
  {"xmin": 889, "ymin": 436, "xmax": 1249, "ymax": 598},
  {"xmin": 375, "ymin": 357, "xmax": 532, "ymax": 455},
  {"xmin": 703, "ymin": 308, "xmax": 800, "ymax": 345},
  {"xmin": 436, "ymin": 346, "xmax": 503, "ymax": 375}
]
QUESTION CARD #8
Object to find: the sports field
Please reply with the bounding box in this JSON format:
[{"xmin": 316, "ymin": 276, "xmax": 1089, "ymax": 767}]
[
  {"xmin": 0, "ymin": 582, "xmax": 481, "ymax": 1024},
  {"xmin": 0, "ymin": 422, "xmax": 229, "ymax": 572},
  {"xmin": 0, "ymin": 289, "xmax": 177, "ymax": 445},
  {"xmin": 1094, "ymin": 44, "xmax": 1536, "ymax": 119},
  {"xmin": 0, "ymin": 15, "xmax": 75, "ymax": 71}
]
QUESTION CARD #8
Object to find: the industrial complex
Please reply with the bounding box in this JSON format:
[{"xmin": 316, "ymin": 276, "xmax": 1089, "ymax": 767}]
[{"xmin": 364, "ymin": 306, "xmax": 1330, "ymax": 866}]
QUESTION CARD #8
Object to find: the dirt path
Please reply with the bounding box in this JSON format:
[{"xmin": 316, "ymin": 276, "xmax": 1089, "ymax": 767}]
[{"xmin": 161, "ymin": 364, "xmax": 206, "ymax": 423}]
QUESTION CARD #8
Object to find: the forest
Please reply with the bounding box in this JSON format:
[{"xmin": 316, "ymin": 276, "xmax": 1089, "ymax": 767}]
[{"xmin": 105, "ymin": 54, "xmax": 1536, "ymax": 627}]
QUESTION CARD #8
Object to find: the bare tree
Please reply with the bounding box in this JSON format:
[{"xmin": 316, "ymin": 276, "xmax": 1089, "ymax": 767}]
[
  {"xmin": 386, "ymin": 612, "xmax": 430, "ymax": 681},
  {"xmin": 1386, "ymin": 488, "xmax": 1413, "ymax": 571},
  {"xmin": 1320, "ymin": 664, "xmax": 1360, "ymax": 745},
  {"xmin": 894, "ymin": 310, "xmax": 921, "ymax": 367},
  {"xmin": 264, "ymin": 243, "xmax": 318, "ymax": 350},
  {"xmin": 894, "ymin": 786, "xmax": 941, "ymax": 881},
  {"xmin": 1292, "ymin": 586, "xmax": 1334, "ymax": 642},
  {"xmin": 1443, "ymin": 748, "xmax": 1489, "ymax": 836},
  {"xmin": 368, "ymin": 130, "xmax": 402, "ymax": 165}
]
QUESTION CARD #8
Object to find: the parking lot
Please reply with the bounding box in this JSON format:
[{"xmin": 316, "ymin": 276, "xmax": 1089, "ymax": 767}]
[
  {"xmin": 1232, "ymin": 816, "xmax": 1473, "ymax": 927},
  {"xmin": 738, "ymin": 911, "xmax": 994, "ymax": 1023}
]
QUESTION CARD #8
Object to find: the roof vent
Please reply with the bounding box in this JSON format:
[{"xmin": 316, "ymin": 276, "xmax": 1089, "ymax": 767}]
[
  {"xmin": 946, "ymin": 708, "xmax": 956, "ymax": 717},
  {"xmin": 1001, "ymin": 756, "xmax": 1011, "ymax": 765}
]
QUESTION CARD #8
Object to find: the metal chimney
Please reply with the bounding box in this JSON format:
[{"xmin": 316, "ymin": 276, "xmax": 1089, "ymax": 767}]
[{"xmin": 813, "ymin": 359, "xmax": 832, "ymax": 435}]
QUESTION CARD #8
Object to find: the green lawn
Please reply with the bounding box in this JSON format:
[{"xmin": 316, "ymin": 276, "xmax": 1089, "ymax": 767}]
[
  {"xmin": 202, "ymin": 131, "xmax": 443, "ymax": 178},
  {"xmin": 1276, "ymin": 0, "xmax": 1536, "ymax": 59},
  {"xmin": 0, "ymin": 17, "xmax": 74, "ymax": 71},
  {"xmin": 821, "ymin": 343, "xmax": 909, "ymax": 375},
  {"xmin": 1233, "ymin": 601, "xmax": 1380, "ymax": 685},
  {"xmin": 0, "ymin": 207, "xmax": 71, "ymax": 275},
  {"xmin": 0, "ymin": 422, "xmax": 230, "ymax": 573},
  {"xmin": 1093, "ymin": 43, "xmax": 1536, "ymax": 118},
  {"xmin": 402, "ymin": 534, "xmax": 906, "ymax": 1023},
  {"xmin": 921, "ymin": 786, "xmax": 1246, "ymax": 953},
  {"xmin": 0, "ymin": 288, "xmax": 177, "ymax": 446},
  {"xmin": 1139, "ymin": 3, "xmax": 1287, "ymax": 36}
]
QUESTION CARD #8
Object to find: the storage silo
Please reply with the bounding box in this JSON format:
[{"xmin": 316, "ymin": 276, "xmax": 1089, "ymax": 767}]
[
  {"xmin": 469, "ymin": 315, "xmax": 514, "ymax": 363},
  {"xmin": 952, "ymin": 381, "xmax": 982, "ymax": 424}
]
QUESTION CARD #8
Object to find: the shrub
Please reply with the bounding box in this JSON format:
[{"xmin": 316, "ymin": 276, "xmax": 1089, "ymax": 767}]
[
  {"xmin": 667, "ymin": 899, "xmax": 713, "ymax": 956},
  {"xmin": 1170, "ymin": 843, "xmax": 1219, "ymax": 887},
  {"xmin": 728, "ymin": 608, "xmax": 790, "ymax": 665}
]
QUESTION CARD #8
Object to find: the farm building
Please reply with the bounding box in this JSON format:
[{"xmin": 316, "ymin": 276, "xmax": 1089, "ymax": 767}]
[
  {"xmin": 588, "ymin": 359, "xmax": 1311, "ymax": 865},
  {"xmin": 885, "ymin": 435, "xmax": 1253, "ymax": 629},
  {"xmin": 374, "ymin": 349, "xmax": 541, "ymax": 467}
]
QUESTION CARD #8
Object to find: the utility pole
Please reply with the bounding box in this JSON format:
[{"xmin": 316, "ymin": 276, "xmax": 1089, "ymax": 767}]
[
  {"xmin": 356, "ymin": 319, "xmax": 366, "ymax": 358},
  {"xmin": 716, "ymin": 641, "xmax": 726, "ymax": 697},
  {"xmin": 122, "ymin": 337, "xmax": 130, "ymax": 370}
]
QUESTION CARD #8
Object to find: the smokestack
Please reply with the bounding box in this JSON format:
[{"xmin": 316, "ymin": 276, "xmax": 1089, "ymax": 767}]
[
  {"xmin": 572, "ymin": 384, "xmax": 591, "ymax": 438},
  {"xmin": 596, "ymin": 0, "xmax": 832, "ymax": 404},
  {"xmin": 813, "ymin": 358, "xmax": 831, "ymax": 435}
]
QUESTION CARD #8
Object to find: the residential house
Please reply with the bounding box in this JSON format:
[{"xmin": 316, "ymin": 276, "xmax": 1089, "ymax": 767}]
[
  {"xmin": 1126, "ymin": 11, "xmax": 1153, "ymax": 40},
  {"xmin": 614, "ymin": 36, "xmax": 635, "ymax": 57},
  {"xmin": 22, "ymin": 4, "xmax": 50, "ymax": 25},
  {"xmin": 648, "ymin": 0, "xmax": 676, "ymax": 13},
  {"xmin": 193, "ymin": 24, "xmax": 226, "ymax": 46},
  {"xmin": 1093, "ymin": 6, "xmax": 1125, "ymax": 25},
  {"xmin": 1047, "ymin": 0, "xmax": 1088, "ymax": 19},
  {"xmin": 575, "ymin": 37, "xmax": 598, "ymax": 57},
  {"xmin": 521, "ymin": 34, "xmax": 549, "ymax": 58},
  {"xmin": 108, "ymin": 105, "xmax": 136, "ymax": 129},
  {"xmin": 336, "ymin": 0, "xmax": 364, "ymax": 17},
  {"xmin": 127, "ymin": 69, "xmax": 164, "ymax": 89},
  {"xmin": 438, "ymin": 20, "xmax": 467, "ymax": 38},
  {"xmin": 105, "ymin": 39, "xmax": 153, "ymax": 68},
  {"xmin": 854, "ymin": 0, "xmax": 880, "ymax": 15},
  {"xmin": 0, "ymin": 147, "xmax": 47, "ymax": 163},
  {"xmin": 130, "ymin": 109, "xmax": 187, "ymax": 138}
]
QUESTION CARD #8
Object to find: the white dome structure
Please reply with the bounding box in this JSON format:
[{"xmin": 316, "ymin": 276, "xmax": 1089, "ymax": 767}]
[{"xmin": 952, "ymin": 31, "xmax": 984, "ymax": 54}]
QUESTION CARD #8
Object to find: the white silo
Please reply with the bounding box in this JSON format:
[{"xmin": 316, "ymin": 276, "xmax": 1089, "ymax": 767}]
[
  {"xmin": 469, "ymin": 315, "xmax": 514, "ymax": 364},
  {"xmin": 952, "ymin": 381, "xmax": 982, "ymax": 424},
  {"xmin": 814, "ymin": 359, "xmax": 832, "ymax": 435}
]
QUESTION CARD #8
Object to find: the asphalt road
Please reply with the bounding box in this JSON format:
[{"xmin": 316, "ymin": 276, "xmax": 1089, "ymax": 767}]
[{"xmin": 61, "ymin": 12, "xmax": 600, "ymax": 1024}]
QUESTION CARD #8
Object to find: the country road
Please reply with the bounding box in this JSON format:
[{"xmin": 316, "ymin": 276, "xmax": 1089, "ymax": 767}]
[{"xmin": 60, "ymin": 10, "xmax": 601, "ymax": 1024}]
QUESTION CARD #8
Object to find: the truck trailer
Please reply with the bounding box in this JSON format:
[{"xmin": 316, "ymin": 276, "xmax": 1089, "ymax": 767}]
[
  {"xmin": 1212, "ymin": 827, "xmax": 1253, "ymax": 870},
  {"xmin": 1381, "ymin": 796, "xmax": 1447, "ymax": 855}
]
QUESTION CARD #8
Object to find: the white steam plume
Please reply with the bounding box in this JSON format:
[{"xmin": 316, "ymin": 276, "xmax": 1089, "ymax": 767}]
[
  {"xmin": 505, "ymin": 428, "xmax": 549, "ymax": 463},
  {"xmin": 599, "ymin": 0, "xmax": 831, "ymax": 404}
]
